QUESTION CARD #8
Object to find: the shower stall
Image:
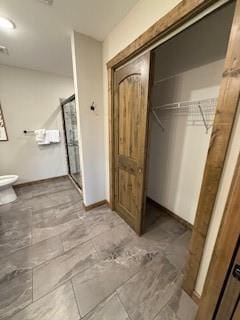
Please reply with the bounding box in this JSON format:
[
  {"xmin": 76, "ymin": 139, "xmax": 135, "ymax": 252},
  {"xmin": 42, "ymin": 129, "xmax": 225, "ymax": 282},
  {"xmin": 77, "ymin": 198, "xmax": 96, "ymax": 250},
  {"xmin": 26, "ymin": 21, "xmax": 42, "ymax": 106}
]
[{"xmin": 61, "ymin": 95, "xmax": 82, "ymax": 189}]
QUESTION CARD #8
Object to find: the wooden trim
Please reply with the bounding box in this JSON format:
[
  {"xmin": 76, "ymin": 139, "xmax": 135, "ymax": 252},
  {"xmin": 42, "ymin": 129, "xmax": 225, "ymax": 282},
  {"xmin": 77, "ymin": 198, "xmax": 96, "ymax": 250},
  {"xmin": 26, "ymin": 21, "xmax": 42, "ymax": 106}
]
[
  {"xmin": 108, "ymin": 0, "xmax": 240, "ymax": 297},
  {"xmin": 147, "ymin": 197, "xmax": 193, "ymax": 230},
  {"xmin": 108, "ymin": 68, "xmax": 114, "ymax": 209},
  {"xmin": 196, "ymin": 153, "xmax": 240, "ymax": 319},
  {"xmin": 83, "ymin": 200, "xmax": 109, "ymax": 211},
  {"xmin": 183, "ymin": 0, "xmax": 240, "ymax": 295},
  {"xmin": 107, "ymin": 0, "xmax": 219, "ymax": 69},
  {"xmin": 192, "ymin": 290, "xmax": 201, "ymax": 306},
  {"xmin": 15, "ymin": 175, "xmax": 69, "ymax": 187}
]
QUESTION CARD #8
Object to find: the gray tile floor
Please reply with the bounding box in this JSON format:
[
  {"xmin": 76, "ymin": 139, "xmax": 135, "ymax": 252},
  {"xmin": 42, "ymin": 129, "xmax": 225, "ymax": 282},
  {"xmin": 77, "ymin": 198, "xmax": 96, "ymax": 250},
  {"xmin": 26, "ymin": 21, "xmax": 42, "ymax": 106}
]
[{"xmin": 0, "ymin": 177, "xmax": 197, "ymax": 320}]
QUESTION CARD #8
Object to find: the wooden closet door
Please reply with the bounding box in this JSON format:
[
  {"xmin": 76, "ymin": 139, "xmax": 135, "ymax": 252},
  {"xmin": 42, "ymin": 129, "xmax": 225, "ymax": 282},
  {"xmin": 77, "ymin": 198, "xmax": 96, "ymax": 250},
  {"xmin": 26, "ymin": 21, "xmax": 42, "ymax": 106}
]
[{"xmin": 113, "ymin": 52, "xmax": 151, "ymax": 234}]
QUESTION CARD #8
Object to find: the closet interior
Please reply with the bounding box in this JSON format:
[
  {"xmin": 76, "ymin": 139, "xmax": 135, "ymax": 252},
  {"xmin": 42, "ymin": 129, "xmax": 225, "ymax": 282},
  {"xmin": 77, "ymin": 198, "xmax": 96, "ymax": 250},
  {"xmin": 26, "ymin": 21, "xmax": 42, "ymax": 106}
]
[{"xmin": 145, "ymin": 2, "xmax": 235, "ymax": 230}]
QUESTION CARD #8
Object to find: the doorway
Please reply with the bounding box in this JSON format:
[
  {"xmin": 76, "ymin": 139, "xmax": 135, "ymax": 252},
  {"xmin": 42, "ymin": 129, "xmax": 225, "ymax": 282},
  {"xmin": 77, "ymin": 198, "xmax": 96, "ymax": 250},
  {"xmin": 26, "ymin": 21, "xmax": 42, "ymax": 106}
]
[
  {"xmin": 61, "ymin": 95, "xmax": 82, "ymax": 189},
  {"xmin": 145, "ymin": 2, "xmax": 235, "ymax": 230},
  {"xmin": 109, "ymin": 0, "xmax": 239, "ymax": 299}
]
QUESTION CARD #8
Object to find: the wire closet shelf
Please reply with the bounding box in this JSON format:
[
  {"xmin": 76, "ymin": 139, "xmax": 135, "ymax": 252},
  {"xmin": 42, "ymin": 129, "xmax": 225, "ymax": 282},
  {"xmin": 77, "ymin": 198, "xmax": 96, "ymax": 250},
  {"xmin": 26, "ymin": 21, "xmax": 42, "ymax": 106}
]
[{"xmin": 151, "ymin": 97, "xmax": 217, "ymax": 133}]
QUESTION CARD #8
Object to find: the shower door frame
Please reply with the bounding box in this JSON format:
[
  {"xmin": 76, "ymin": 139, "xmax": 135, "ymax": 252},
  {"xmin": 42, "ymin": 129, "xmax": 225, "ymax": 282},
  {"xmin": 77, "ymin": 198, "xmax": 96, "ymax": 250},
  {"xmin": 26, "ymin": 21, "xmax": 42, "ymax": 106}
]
[{"xmin": 61, "ymin": 94, "xmax": 82, "ymax": 189}]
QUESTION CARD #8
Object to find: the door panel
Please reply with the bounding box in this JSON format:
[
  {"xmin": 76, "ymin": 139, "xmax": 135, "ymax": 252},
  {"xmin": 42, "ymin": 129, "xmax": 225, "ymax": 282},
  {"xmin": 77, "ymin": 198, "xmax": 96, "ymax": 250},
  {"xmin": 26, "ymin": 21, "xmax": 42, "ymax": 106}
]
[
  {"xmin": 215, "ymin": 241, "xmax": 240, "ymax": 320},
  {"xmin": 113, "ymin": 53, "xmax": 151, "ymax": 234}
]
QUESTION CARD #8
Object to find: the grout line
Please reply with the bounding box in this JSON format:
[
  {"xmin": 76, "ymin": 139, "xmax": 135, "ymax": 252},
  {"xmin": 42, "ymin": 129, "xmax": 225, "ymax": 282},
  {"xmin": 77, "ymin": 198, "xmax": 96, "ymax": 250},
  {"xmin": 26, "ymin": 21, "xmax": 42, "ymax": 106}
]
[
  {"xmin": 2, "ymin": 180, "xmax": 188, "ymax": 320},
  {"xmin": 116, "ymin": 291, "xmax": 134, "ymax": 320},
  {"xmin": 71, "ymin": 279, "xmax": 82, "ymax": 319},
  {"xmin": 2, "ymin": 214, "xmax": 86, "ymax": 271},
  {"xmin": 1, "ymin": 232, "xmax": 63, "ymax": 262},
  {"xmin": 30, "ymin": 248, "xmax": 146, "ymax": 319},
  {"xmin": 32, "ymin": 267, "xmax": 34, "ymax": 303},
  {"xmin": 30, "ymin": 243, "xmax": 102, "ymax": 305}
]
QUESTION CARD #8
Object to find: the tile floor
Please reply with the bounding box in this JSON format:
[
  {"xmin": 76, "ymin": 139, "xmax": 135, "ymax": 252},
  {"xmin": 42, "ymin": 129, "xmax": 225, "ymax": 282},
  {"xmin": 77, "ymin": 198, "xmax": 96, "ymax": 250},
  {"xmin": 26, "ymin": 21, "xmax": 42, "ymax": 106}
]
[{"xmin": 0, "ymin": 177, "xmax": 198, "ymax": 320}]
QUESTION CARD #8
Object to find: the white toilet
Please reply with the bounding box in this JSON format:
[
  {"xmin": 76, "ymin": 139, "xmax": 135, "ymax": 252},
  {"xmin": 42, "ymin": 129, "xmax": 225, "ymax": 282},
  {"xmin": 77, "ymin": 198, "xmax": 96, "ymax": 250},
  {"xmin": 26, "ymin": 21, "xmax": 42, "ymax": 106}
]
[{"xmin": 0, "ymin": 175, "xmax": 19, "ymax": 205}]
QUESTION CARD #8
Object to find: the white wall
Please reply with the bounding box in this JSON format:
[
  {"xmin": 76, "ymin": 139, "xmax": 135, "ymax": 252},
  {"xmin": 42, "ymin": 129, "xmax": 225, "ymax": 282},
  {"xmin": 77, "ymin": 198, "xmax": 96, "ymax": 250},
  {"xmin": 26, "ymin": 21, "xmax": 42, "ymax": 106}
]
[
  {"xmin": 148, "ymin": 61, "xmax": 224, "ymax": 224},
  {"xmin": 71, "ymin": 32, "xmax": 106, "ymax": 206},
  {"xmin": 0, "ymin": 65, "xmax": 74, "ymax": 184},
  {"xmin": 102, "ymin": 0, "xmax": 237, "ymax": 296}
]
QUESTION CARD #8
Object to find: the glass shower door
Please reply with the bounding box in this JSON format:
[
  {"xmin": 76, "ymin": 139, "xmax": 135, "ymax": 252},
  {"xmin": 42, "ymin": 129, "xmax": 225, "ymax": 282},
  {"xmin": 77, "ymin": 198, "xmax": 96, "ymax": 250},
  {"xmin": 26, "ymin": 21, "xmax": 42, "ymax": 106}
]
[{"xmin": 62, "ymin": 95, "xmax": 82, "ymax": 189}]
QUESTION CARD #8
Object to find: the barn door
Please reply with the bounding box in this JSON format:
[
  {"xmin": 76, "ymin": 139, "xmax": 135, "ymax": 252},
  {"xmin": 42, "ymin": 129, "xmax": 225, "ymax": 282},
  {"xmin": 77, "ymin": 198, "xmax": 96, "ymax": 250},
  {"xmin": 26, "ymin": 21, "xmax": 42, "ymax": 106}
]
[{"xmin": 113, "ymin": 52, "xmax": 151, "ymax": 235}]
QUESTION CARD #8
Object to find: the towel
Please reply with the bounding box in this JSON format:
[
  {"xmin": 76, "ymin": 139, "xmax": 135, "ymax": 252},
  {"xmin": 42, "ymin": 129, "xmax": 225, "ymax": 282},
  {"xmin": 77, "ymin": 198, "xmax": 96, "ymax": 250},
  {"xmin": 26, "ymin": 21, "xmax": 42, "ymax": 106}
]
[
  {"xmin": 34, "ymin": 129, "xmax": 50, "ymax": 145},
  {"xmin": 46, "ymin": 130, "xmax": 60, "ymax": 143},
  {"xmin": 34, "ymin": 129, "xmax": 46, "ymax": 142},
  {"xmin": 34, "ymin": 129, "xmax": 60, "ymax": 145}
]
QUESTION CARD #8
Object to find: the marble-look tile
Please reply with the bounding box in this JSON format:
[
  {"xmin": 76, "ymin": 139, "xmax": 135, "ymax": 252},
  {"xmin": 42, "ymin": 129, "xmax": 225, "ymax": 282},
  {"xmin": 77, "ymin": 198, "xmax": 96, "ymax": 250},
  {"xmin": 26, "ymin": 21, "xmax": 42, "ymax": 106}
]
[
  {"xmin": 0, "ymin": 178, "xmax": 195, "ymax": 320},
  {"xmin": 0, "ymin": 269, "xmax": 32, "ymax": 319},
  {"xmin": 47, "ymin": 189, "xmax": 82, "ymax": 207},
  {"xmin": 117, "ymin": 255, "xmax": 181, "ymax": 320},
  {"xmin": 54, "ymin": 201, "xmax": 84, "ymax": 221},
  {"xmin": 82, "ymin": 208, "xmax": 124, "ymax": 237},
  {"xmin": 60, "ymin": 220, "xmax": 93, "ymax": 252},
  {"xmin": 32, "ymin": 204, "xmax": 81, "ymax": 244},
  {"xmin": 0, "ymin": 225, "xmax": 32, "ymax": 259},
  {"xmin": 170, "ymin": 290, "xmax": 198, "ymax": 320},
  {"xmin": 24, "ymin": 195, "xmax": 58, "ymax": 212},
  {"xmin": 22, "ymin": 187, "xmax": 81, "ymax": 213},
  {"xmin": 145, "ymin": 202, "xmax": 168, "ymax": 228},
  {"xmin": 16, "ymin": 177, "xmax": 73, "ymax": 200},
  {"xmin": 33, "ymin": 240, "xmax": 98, "ymax": 300},
  {"xmin": 92, "ymin": 223, "xmax": 136, "ymax": 259},
  {"xmin": 61, "ymin": 209, "xmax": 123, "ymax": 252},
  {"xmin": 23, "ymin": 188, "xmax": 81, "ymax": 213},
  {"xmin": 142, "ymin": 217, "xmax": 186, "ymax": 247},
  {"xmin": 92, "ymin": 223, "xmax": 162, "ymax": 264},
  {"xmin": 164, "ymin": 231, "xmax": 191, "ymax": 271},
  {"xmin": 0, "ymin": 236, "xmax": 63, "ymax": 281},
  {"xmin": 0, "ymin": 208, "xmax": 32, "ymax": 231},
  {"xmin": 154, "ymin": 305, "xmax": 179, "ymax": 320},
  {"xmin": 82, "ymin": 293, "xmax": 129, "ymax": 320},
  {"xmin": 0, "ymin": 199, "xmax": 31, "ymax": 215},
  {"xmin": 8, "ymin": 282, "xmax": 80, "ymax": 320},
  {"xmin": 72, "ymin": 253, "xmax": 142, "ymax": 317}
]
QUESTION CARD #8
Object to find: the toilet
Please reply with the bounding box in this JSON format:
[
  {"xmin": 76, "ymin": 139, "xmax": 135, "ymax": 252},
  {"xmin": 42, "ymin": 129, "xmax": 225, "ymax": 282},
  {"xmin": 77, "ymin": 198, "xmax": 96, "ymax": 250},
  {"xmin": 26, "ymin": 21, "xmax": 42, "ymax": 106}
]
[{"xmin": 0, "ymin": 175, "xmax": 19, "ymax": 205}]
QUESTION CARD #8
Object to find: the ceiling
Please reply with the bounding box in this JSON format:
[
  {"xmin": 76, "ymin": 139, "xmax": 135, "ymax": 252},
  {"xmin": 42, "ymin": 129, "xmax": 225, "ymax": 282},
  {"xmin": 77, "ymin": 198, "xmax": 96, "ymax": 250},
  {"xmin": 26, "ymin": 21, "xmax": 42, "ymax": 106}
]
[{"xmin": 0, "ymin": 0, "xmax": 139, "ymax": 76}]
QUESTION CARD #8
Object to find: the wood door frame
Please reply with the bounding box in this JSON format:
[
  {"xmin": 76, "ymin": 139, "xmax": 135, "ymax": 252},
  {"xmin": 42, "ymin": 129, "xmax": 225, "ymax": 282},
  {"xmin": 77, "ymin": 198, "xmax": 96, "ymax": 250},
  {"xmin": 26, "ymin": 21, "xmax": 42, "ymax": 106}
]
[
  {"xmin": 196, "ymin": 153, "xmax": 240, "ymax": 319},
  {"xmin": 108, "ymin": 0, "xmax": 240, "ymax": 300}
]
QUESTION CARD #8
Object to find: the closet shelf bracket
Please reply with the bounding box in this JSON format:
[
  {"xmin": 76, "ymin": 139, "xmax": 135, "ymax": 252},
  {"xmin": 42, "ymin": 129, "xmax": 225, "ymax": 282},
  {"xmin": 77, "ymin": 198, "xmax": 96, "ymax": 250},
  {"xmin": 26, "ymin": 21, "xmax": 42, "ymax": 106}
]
[
  {"xmin": 151, "ymin": 109, "xmax": 165, "ymax": 132},
  {"xmin": 197, "ymin": 103, "xmax": 210, "ymax": 133}
]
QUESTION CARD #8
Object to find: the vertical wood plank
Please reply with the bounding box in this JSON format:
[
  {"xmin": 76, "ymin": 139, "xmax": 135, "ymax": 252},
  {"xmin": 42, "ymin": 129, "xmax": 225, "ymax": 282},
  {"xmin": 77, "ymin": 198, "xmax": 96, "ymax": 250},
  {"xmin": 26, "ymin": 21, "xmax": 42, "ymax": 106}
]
[{"xmin": 108, "ymin": 68, "xmax": 114, "ymax": 209}]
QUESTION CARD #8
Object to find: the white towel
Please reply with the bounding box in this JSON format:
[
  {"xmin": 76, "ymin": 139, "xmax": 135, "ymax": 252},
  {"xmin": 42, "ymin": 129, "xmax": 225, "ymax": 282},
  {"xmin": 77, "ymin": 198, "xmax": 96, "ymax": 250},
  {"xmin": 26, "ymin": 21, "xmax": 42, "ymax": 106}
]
[
  {"xmin": 46, "ymin": 130, "xmax": 60, "ymax": 143},
  {"xmin": 34, "ymin": 129, "xmax": 50, "ymax": 144},
  {"xmin": 34, "ymin": 129, "xmax": 46, "ymax": 142}
]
